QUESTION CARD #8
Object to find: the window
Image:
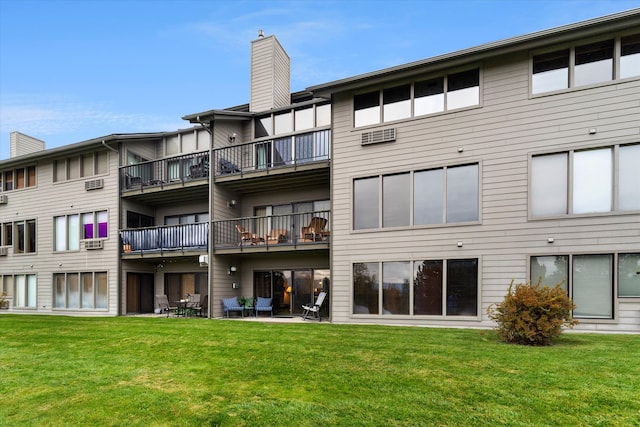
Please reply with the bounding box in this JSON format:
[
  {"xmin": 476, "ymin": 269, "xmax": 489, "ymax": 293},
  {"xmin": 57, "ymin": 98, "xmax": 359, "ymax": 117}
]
[
  {"xmin": 54, "ymin": 272, "xmax": 108, "ymax": 310},
  {"xmin": 14, "ymin": 274, "xmax": 37, "ymax": 308},
  {"xmin": 383, "ymin": 85, "xmax": 411, "ymax": 122},
  {"xmin": 531, "ymin": 144, "xmax": 638, "ymax": 217},
  {"xmin": 354, "ymin": 69, "xmax": 480, "ymax": 127},
  {"xmin": 354, "ymin": 177, "xmax": 380, "ymax": 229},
  {"xmin": 383, "ymin": 173, "xmax": 410, "ymax": 227},
  {"xmin": 54, "ymin": 152, "xmax": 107, "ymax": 182},
  {"xmin": 531, "ymin": 254, "xmax": 615, "ymax": 319},
  {"xmin": 354, "ymin": 91, "xmax": 380, "ymax": 127},
  {"xmin": 618, "ymin": 253, "xmax": 640, "ymax": 298},
  {"xmin": 531, "ymin": 34, "xmax": 639, "ymax": 94},
  {"xmin": 316, "ymin": 104, "xmax": 331, "ymax": 127},
  {"xmin": 294, "ymin": 107, "xmax": 314, "ymax": 131},
  {"xmin": 1, "ymin": 166, "xmax": 36, "ymax": 191},
  {"xmin": 165, "ymin": 212, "xmax": 208, "ymax": 225},
  {"xmin": 274, "ymin": 111, "xmax": 292, "ymax": 135},
  {"xmin": 15, "ymin": 219, "xmax": 36, "ymax": 254},
  {"xmin": 447, "ymin": 69, "xmax": 480, "ymax": 110},
  {"xmin": 383, "ymin": 262, "xmax": 410, "ymax": 315},
  {"xmin": 55, "ymin": 211, "xmax": 107, "ymax": 251},
  {"xmin": 356, "ymin": 163, "xmax": 479, "ymax": 230},
  {"xmin": 620, "ymin": 34, "xmax": 640, "ymax": 79},
  {"xmin": 1, "ymin": 222, "xmax": 12, "ymax": 246},
  {"xmin": 354, "ymin": 258, "xmax": 478, "ymax": 317}
]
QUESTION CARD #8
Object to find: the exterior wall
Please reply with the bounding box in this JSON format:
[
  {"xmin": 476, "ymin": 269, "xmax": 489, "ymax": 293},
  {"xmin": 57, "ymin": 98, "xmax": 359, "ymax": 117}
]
[
  {"xmin": 329, "ymin": 50, "xmax": 640, "ymax": 332},
  {"xmin": 10, "ymin": 132, "xmax": 45, "ymax": 158},
  {"xmin": 0, "ymin": 148, "xmax": 120, "ymax": 315}
]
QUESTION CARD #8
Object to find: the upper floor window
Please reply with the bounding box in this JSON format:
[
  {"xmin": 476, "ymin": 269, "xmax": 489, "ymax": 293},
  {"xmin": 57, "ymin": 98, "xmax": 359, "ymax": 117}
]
[
  {"xmin": 1, "ymin": 166, "xmax": 36, "ymax": 191},
  {"xmin": 54, "ymin": 151, "xmax": 108, "ymax": 182},
  {"xmin": 165, "ymin": 212, "xmax": 209, "ymax": 225},
  {"xmin": 255, "ymin": 103, "xmax": 331, "ymax": 139},
  {"xmin": 354, "ymin": 163, "xmax": 479, "ymax": 230},
  {"xmin": 531, "ymin": 143, "xmax": 640, "ymax": 217},
  {"xmin": 55, "ymin": 211, "xmax": 107, "ymax": 251},
  {"xmin": 532, "ymin": 34, "xmax": 639, "ymax": 95},
  {"xmin": 354, "ymin": 68, "xmax": 480, "ymax": 127}
]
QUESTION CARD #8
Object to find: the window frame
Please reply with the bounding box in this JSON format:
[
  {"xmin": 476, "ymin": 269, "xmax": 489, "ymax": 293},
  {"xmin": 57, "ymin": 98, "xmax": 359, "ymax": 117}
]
[
  {"xmin": 53, "ymin": 271, "xmax": 108, "ymax": 310},
  {"xmin": 352, "ymin": 258, "xmax": 480, "ymax": 318},
  {"xmin": 529, "ymin": 143, "xmax": 640, "ymax": 219},
  {"xmin": 353, "ymin": 67, "xmax": 482, "ymax": 128},
  {"xmin": 530, "ymin": 32, "xmax": 640, "ymax": 96},
  {"xmin": 353, "ymin": 162, "xmax": 481, "ymax": 231}
]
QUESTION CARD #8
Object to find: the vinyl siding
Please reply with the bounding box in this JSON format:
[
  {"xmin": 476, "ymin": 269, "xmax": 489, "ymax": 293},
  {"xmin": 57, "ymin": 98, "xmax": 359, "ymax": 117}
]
[
  {"xmin": 0, "ymin": 149, "xmax": 120, "ymax": 315},
  {"xmin": 329, "ymin": 49, "xmax": 640, "ymax": 331}
]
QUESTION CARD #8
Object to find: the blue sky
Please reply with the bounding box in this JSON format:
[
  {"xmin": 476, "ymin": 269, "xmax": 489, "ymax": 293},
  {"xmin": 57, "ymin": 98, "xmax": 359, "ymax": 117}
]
[{"xmin": 1, "ymin": 0, "xmax": 638, "ymax": 159}]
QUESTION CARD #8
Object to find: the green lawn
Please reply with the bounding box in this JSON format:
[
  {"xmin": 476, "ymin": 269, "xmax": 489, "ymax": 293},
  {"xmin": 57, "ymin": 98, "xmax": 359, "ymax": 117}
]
[{"xmin": 1, "ymin": 315, "xmax": 638, "ymax": 426}]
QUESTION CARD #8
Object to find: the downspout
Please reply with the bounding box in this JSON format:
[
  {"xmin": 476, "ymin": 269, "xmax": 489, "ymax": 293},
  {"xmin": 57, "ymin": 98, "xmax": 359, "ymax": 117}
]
[{"xmin": 201, "ymin": 117, "xmax": 214, "ymax": 319}]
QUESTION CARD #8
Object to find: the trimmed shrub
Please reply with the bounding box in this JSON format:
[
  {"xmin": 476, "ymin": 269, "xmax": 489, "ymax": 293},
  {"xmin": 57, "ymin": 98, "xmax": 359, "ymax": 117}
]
[{"xmin": 488, "ymin": 279, "xmax": 578, "ymax": 346}]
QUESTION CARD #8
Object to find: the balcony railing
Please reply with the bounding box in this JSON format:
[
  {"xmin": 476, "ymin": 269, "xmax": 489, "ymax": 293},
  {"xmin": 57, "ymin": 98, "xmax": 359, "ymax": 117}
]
[
  {"xmin": 214, "ymin": 211, "xmax": 330, "ymax": 249},
  {"xmin": 120, "ymin": 151, "xmax": 209, "ymax": 191},
  {"xmin": 120, "ymin": 222, "xmax": 209, "ymax": 254},
  {"xmin": 214, "ymin": 129, "xmax": 330, "ymax": 177}
]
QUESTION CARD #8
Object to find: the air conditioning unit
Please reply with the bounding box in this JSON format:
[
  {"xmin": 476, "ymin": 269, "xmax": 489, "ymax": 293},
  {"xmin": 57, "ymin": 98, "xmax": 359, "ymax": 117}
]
[
  {"xmin": 85, "ymin": 179, "xmax": 104, "ymax": 191},
  {"xmin": 84, "ymin": 240, "xmax": 104, "ymax": 250},
  {"xmin": 0, "ymin": 194, "xmax": 7, "ymax": 204},
  {"xmin": 199, "ymin": 255, "xmax": 209, "ymax": 267},
  {"xmin": 0, "ymin": 247, "xmax": 8, "ymax": 256},
  {"xmin": 361, "ymin": 128, "xmax": 396, "ymax": 145}
]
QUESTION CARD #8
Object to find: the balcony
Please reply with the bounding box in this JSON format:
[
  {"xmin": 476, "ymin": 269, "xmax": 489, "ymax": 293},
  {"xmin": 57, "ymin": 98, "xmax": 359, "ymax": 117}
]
[
  {"xmin": 120, "ymin": 222, "xmax": 209, "ymax": 256},
  {"xmin": 213, "ymin": 129, "xmax": 330, "ymax": 193},
  {"xmin": 119, "ymin": 151, "xmax": 210, "ymax": 203},
  {"xmin": 213, "ymin": 211, "xmax": 330, "ymax": 254}
]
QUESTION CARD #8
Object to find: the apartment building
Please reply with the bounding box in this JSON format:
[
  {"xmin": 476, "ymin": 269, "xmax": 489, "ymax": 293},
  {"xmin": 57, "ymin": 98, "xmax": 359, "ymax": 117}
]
[{"xmin": 1, "ymin": 10, "xmax": 639, "ymax": 332}]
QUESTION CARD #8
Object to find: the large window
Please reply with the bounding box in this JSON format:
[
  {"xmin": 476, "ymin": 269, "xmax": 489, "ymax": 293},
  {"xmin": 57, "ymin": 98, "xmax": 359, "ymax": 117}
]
[
  {"xmin": 54, "ymin": 272, "xmax": 108, "ymax": 310},
  {"xmin": 1, "ymin": 166, "xmax": 36, "ymax": 191},
  {"xmin": 354, "ymin": 258, "xmax": 478, "ymax": 317},
  {"xmin": 354, "ymin": 69, "xmax": 480, "ymax": 127},
  {"xmin": 355, "ymin": 163, "xmax": 479, "ymax": 230},
  {"xmin": 531, "ymin": 34, "xmax": 639, "ymax": 95},
  {"xmin": 531, "ymin": 144, "xmax": 639, "ymax": 217},
  {"xmin": 530, "ymin": 254, "xmax": 639, "ymax": 319},
  {"xmin": 54, "ymin": 151, "xmax": 108, "ymax": 182},
  {"xmin": 55, "ymin": 211, "xmax": 107, "ymax": 251},
  {"xmin": 255, "ymin": 103, "xmax": 331, "ymax": 139}
]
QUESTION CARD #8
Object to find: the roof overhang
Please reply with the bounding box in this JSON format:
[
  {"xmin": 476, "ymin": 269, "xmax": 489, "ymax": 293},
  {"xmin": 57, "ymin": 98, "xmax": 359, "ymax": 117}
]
[
  {"xmin": 182, "ymin": 109, "xmax": 254, "ymax": 124},
  {"xmin": 308, "ymin": 8, "xmax": 640, "ymax": 96}
]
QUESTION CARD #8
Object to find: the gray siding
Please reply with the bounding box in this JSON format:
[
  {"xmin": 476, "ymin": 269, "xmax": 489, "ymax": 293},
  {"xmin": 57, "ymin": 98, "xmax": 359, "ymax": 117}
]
[
  {"xmin": 329, "ymin": 50, "xmax": 640, "ymax": 332},
  {"xmin": 1, "ymin": 149, "xmax": 120, "ymax": 315},
  {"xmin": 250, "ymin": 35, "xmax": 290, "ymax": 112}
]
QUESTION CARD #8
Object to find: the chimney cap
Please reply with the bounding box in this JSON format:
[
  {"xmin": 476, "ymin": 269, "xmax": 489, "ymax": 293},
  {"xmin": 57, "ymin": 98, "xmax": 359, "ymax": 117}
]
[{"xmin": 258, "ymin": 29, "xmax": 264, "ymax": 38}]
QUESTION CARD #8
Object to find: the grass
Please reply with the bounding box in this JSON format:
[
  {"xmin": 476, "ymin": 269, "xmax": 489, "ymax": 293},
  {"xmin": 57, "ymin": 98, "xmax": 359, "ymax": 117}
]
[{"xmin": 1, "ymin": 315, "xmax": 639, "ymax": 426}]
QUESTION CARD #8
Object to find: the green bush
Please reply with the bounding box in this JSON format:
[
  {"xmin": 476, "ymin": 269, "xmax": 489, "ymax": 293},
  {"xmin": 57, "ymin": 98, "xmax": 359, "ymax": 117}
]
[{"xmin": 488, "ymin": 279, "xmax": 578, "ymax": 346}]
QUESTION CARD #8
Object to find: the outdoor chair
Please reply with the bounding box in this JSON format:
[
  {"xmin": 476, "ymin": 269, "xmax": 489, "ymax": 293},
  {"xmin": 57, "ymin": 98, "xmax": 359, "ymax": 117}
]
[
  {"xmin": 191, "ymin": 294, "xmax": 207, "ymax": 317},
  {"xmin": 266, "ymin": 229, "xmax": 287, "ymax": 245},
  {"xmin": 186, "ymin": 293, "xmax": 201, "ymax": 316},
  {"xmin": 223, "ymin": 296, "xmax": 244, "ymax": 318},
  {"xmin": 302, "ymin": 291, "xmax": 327, "ymax": 321},
  {"xmin": 156, "ymin": 294, "xmax": 175, "ymax": 317},
  {"xmin": 254, "ymin": 296, "xmax": 273, "ymax": 317},
  {"xmin": 301, "ymin": 217, "xmax": 328, "ymax": 242},
  {"xmin": 236, "ymin": 225, "xmax": 263, "ymax": 246}
]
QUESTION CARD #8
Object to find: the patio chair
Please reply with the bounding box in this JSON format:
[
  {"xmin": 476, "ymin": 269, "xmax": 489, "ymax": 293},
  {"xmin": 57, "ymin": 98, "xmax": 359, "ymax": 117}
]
[
  {"xmin": 301, "ymin": 217, "xmax": 328, "ymax": 242},
  {"xmin": 302, "ymin": 291, "xmax": 327, "ymax": 322},
  {"xmin": 266, "ymin": 228, "xmax": 287, "ymax": 245},
  {"xmin": 223, "ymin": 296, "xmax": 245, "ymax": 318},
  {"xmin": 191, "ymin": 294, "xmax": 208, "ymax": 317},
  {"xmin": 255, "ymin": 296, "xmax": 273, "ymax": 317},
  {"xmin": 156, "ymin": 294, "xmax": 175, "ymax": 317},
  {"xmin": 236, "ymin": 225, "xmax": 263, "ymax": 246},
  {"xmin": 186, "ymin": 293, "xmax": 201, "ymax": 316}
]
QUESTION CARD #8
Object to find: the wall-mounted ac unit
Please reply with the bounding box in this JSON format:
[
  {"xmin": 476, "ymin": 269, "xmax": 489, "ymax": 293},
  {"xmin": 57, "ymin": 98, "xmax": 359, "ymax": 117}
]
[
  {"xmin": 0, "ymin": 194, "xmax": 7, "ymax": 204},
  {"xmin": 199, "ymin": 255, "xmax": 209, "ymax": 267},
  {"xmin": 84, "ymin": 240, "xmax": 104, "ymax": 250},
  {"xmin": 85, "ymin": 179, "xmax": 104, "ymax": 191},
  {"xmin": 0, "ymin": 247, "xmax": 8, "ymax": 256},
  {"xmin": 361, "ymin": 128, "xmax": 396, "ymax": 146}
]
